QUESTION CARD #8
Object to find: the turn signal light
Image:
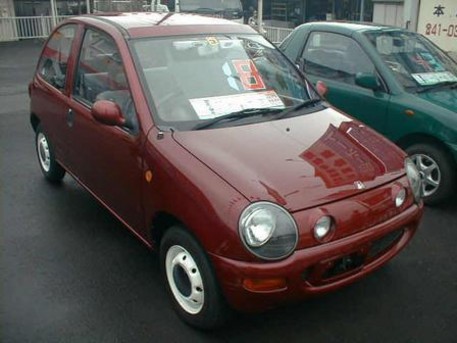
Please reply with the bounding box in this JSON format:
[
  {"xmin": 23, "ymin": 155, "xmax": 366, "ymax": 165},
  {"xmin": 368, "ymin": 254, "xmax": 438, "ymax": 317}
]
[{"xmin": 242, "ymin": 278, "xmax": 287, "ymax": 292}]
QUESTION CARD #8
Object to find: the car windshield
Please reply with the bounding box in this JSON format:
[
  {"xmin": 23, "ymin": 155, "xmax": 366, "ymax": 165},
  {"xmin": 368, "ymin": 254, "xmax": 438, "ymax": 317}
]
[
  {"xmin": 365, "ymin": 30, "xmax": 457, "ymax": 91},
  {"xmin": 132, "ymin": 34, "xmax": 315, "ymax": 130},
  {"xmin": 180, "ymin": 0, "xmax": 242, "ymax": 12}
]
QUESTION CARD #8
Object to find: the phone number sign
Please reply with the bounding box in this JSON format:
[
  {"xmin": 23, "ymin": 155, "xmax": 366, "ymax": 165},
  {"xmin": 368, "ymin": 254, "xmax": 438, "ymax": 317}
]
[{"xmin": 418, "ymin": 1, "xmax": 457, "ymax": 52}]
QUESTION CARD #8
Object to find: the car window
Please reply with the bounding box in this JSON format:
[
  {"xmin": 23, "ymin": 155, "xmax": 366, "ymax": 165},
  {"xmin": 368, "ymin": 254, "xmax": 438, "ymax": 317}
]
[
  {"xmin": 302, "ymin": 32, "xmax": 376, "ymax": 86},
  {"xmin": 38, "ymin": 24, "xmax": 76, "ymax": 90},
  {"xmin": 73, "ymin": 29, "xmax": 138, "ymax": 133}
]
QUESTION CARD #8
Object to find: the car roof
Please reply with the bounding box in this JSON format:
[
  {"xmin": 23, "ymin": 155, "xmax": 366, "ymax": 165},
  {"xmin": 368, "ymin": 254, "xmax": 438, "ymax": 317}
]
[
  {"xmin": 298, "ymin": 21, "xmax": 405, "ymax": 34},
  {"xmin": 69, "ymin": 12, "xmax": 256, "ymax": 38}
]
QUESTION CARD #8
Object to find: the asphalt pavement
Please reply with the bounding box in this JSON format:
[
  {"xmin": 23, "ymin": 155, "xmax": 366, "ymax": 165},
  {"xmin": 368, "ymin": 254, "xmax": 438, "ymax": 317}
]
[{"xmin": 1, "ymin": 39, "xmax": 456, "ymax": 343}]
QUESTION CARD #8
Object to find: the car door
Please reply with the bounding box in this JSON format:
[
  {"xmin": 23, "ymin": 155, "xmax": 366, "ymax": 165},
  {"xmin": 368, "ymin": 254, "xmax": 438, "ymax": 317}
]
[
  {"xmin": 66, "ymin": 27, "xmax": 145, "ymax": 233},
  {"xmin": 299, "ymin": 31, "xmax": 391, "ymax": 135},
  {"xmin": 31, "ymin": 24, "xmax": 78, "ymax": 166}
]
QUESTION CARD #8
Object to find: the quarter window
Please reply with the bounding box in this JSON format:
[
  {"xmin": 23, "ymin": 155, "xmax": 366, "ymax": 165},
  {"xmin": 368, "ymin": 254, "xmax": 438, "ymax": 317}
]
[
  {"xmin": 302, "ymin": 32, "xmax": 376, "ymax": 86},
  {"xmin": 38, "ymin": 24, "xmax": 76, "ymax": 90}
]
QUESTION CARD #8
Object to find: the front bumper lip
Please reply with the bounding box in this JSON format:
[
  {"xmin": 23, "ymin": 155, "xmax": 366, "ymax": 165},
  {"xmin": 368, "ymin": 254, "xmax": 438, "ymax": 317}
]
[{"xmin": 210, "ymin": 202, "xmax": 423, "ymax": 312}]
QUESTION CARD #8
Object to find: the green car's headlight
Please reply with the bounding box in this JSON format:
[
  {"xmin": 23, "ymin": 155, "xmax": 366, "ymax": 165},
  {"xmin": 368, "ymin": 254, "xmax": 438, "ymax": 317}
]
[
  {"xmin": 405, "ymin": 158, "xmax": 422, "ymax": 203},
  {"xmin": 239, "ymin": 202, "xmax": 298, "ymax": 260}
]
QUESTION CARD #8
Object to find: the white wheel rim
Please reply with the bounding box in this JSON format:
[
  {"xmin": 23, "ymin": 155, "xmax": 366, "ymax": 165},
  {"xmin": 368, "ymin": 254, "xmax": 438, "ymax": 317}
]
[
  {"xmin": 411, "ymin": 153, "xmax": 441, "ymax": 197},
  {"xmin": 165, "ymin": 245, "xmax": 204, "ymax": 314},
  {"xmin": 37, "ymin": 132, "xmax": 51, "ymax": 172}
]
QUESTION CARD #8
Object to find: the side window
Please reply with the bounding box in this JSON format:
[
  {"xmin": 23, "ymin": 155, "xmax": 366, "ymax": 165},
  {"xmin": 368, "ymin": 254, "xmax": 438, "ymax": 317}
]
[
  {"xmin": 38, "ymin": 24, "xmax": 76, "ymax": 90},
  {"xmin": 74, "ymin": 29, "xmax": 138, "ymax": 133},
  {"xmin": 302, "ymin": 32, "xmax": 376, "ymax": 86}
]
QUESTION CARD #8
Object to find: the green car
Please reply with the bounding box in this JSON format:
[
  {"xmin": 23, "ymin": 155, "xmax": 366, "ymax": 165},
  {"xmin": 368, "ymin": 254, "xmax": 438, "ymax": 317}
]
[{"xmin": 280, "ymin": 22, "xmax": 457, "ymax": 205}]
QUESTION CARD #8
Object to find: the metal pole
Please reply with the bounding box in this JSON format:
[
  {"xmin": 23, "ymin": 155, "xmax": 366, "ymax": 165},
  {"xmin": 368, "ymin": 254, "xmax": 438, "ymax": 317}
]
[
  {"xmin": 50, "ymin": 0, "xmax": 57, "ymax": 26},
  {"xmin": 359, "ymin": 0, "xmax": 365, "ymax": 22},
  {"xmin": 86, "ymin": 0, "xmax": 91, "ymax": 13},
  {"xmin": 258, "ymin": 0, "xmax": 263, "ymax": 32}
]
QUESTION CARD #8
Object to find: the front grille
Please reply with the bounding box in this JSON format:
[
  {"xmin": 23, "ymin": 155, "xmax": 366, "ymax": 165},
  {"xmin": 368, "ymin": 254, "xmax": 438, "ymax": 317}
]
[
  {"xmin": 322, "ymin": 253, "xmax": 365, "ymax": 279},
  {"xmin": 367, "ymin": 229, "xmax": 404, "ymax": 260},
  {"xmin": 304, "ymin": 228, "xmax": 406, "ymax": 285}
]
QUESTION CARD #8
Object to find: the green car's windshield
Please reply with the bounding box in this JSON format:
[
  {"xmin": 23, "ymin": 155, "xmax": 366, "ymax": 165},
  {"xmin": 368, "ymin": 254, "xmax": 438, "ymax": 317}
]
[
  {"xmin": 132, "ymin": 34, "xmax": 316, "ymax": 131},
  {"xmin": 365, "ymin": 30, "xmax": 457, "ymax": 91}
]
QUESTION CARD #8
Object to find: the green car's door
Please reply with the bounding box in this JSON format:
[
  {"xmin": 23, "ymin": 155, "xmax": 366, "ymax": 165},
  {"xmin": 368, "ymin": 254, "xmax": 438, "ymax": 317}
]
[{"xmin": 299, "ymin": 31, "xmax": 391, "ymax": 135}]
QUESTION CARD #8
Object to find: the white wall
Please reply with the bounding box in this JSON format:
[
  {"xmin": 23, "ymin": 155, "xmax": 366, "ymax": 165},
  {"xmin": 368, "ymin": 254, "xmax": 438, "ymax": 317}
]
[
  {"xmin": 417, "ymin": 0, "xmax": 457, "ymax": 54},
  {"xmin": 373, "ymin": 3, "xmax": 404, "ymax": 27}
]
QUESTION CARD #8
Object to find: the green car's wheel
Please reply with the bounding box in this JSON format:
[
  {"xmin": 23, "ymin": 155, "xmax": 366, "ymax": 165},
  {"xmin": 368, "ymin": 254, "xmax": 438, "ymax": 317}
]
[{"xmin": 406, "ymin": 143, "xmax": 456, "ymax": 205}]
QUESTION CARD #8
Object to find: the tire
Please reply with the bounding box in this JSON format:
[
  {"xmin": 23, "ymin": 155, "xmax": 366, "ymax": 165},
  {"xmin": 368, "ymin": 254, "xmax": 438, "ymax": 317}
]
[
  {"xmin": 406, "ymin": 143, "xmax": 456, "ymax": 205},
  {"xmin": 160, "ymin": 226, "xmax": 231, "ymax": 329},
  {"xmin": 35, "ymin": 124, "xmax": 66, "ymax": 183}
]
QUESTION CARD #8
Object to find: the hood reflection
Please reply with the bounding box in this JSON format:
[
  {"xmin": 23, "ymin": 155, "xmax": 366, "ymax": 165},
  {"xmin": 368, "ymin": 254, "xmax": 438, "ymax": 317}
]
[{"xmin": 300, "ymin": 121, "xmax": 403, "ymax": 189}]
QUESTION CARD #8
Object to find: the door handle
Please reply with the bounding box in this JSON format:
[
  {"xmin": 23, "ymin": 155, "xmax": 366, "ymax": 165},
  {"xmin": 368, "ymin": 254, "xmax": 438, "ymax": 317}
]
[{"xmin": 67, "ymin": 108, "xmax": 74, "ymax": 127}]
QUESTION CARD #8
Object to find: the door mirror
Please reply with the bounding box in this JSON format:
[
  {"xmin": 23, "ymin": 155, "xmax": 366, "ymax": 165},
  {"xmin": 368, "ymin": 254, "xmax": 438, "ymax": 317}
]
[
  {"xmin": 91, "ymin": 100, "xmax": 125, "ymax": 127},
  {"xmin": 355, "ymin": 73, "xmax": 382, "ymax": 91},
  {"xmin": 316, "ymin": 80, "xmax": 328, "ymax": 97}
]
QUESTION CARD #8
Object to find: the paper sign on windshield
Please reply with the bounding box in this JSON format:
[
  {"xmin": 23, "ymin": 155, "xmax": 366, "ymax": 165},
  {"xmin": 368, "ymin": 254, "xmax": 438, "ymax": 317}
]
[
  {"xmin": 190, "ymin": 90, "xmax": 285, "ymax": 120},
  {"xmin": 411, "ymin": 71, "xmax": 457, "ymax": 86}
]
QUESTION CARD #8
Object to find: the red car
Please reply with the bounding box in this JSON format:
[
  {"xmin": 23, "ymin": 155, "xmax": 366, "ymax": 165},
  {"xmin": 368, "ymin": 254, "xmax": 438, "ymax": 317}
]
[{"xmin": 30, "ymin": 13, "xmax": 423, "ymax": 329}]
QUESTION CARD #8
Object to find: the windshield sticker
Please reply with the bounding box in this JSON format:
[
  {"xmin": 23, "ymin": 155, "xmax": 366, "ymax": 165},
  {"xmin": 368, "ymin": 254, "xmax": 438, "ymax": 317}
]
[
  {"xmin": 411, "ymin": 71, "xmax": 457, "ymax": 86},
  {"xmin": 222, "ymin": 59, "xmax": 266, "ymax": 92},
  {"xmin": 189, "ymin": 90, "xmax": 285, "ymax": 120},
  {"xmin": 206, "ymin": 37, "xmax": 219, "ymax": 46},
  {"xmin": 232, "ymin": 60, "xmax": 266, "ymax": 91},
  {"xmin": 417, "ymin": 52, "xmax": 445, "ymax": 72}
]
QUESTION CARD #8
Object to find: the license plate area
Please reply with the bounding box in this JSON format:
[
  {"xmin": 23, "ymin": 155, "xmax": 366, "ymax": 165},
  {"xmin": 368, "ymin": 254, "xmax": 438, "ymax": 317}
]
[{"xmin": 322, "ymin": 253, "xmax": 365, "ymax": 279}]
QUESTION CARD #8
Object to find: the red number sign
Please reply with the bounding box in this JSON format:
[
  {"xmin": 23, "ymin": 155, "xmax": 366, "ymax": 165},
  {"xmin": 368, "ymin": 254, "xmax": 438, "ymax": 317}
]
[{"xmin": 232, "ymin": 60, "xmax": 266, "ymax": 91}]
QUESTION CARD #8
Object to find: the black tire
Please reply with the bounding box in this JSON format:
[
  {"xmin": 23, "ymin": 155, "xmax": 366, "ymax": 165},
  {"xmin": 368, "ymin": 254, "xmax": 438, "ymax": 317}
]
[
  {"xmin": 160, "ymin": 226, "xmax": 231, "ymax": 329},
  {"xmin": 406, "ymin": 143, "xmax": 456, "ymax": 205},
  {"xmin": 35, "ymin": 124, "xmax": 66, "ymax": 183}
]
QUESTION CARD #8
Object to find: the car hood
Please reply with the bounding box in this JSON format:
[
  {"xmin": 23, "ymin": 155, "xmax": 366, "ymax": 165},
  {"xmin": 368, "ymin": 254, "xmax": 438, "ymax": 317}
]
[
  {"xmin": 172, "ymin": 108, "xmax": 406, "ymax": 212},
  {"xmin": 416, "ymin": 88, "xmax": 457, "ymax": 113}
]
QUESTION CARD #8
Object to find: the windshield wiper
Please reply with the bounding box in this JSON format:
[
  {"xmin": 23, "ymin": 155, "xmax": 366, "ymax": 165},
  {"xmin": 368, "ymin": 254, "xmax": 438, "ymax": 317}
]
[
  {"xmin": 194, "ymin": 108, "xmax": 282, "ymax": 130},
  {"xmin": 416, "ymin": 81, "xmax": 457, "ymax": 93},
  {"xmin": 276, "ymin": 99, "xmax": 323, "ymax": 119}
]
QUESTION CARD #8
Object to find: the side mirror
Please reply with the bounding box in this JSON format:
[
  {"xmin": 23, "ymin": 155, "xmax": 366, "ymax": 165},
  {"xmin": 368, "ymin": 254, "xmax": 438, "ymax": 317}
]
[
  {"xmin": 355, "ymin": 72, "xmax": 382, "ymax": 91},
  {"xmin": 316, "ymin": 80, "xmax": 328, "ymax": 97},
  {"xmin": 91, "ymin": 100, "xmax": 125, "ymax": 127}
]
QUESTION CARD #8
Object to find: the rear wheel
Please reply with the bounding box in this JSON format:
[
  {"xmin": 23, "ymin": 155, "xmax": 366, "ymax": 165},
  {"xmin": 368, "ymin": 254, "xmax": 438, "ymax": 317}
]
[
  {"xmin": 35, "ymin": 124, "xmax": 65, "ymax": 182},
  {"xmin": 406, "ymin": 143, "xmax": 456, "ymax": 205},
  {"xmin": 160, "ymin": 226, "xmax": 230, "ymax": 329}
]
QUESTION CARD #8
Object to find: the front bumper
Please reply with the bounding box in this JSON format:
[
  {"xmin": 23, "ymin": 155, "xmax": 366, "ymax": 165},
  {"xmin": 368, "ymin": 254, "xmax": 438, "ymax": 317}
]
[{"xmin": 210, "ymin": 202, "xmax": 423, "ymax": 312}]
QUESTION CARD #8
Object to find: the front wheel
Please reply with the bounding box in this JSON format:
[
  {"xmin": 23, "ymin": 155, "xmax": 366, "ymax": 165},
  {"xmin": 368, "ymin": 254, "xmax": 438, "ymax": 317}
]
[
  {"xmin": 406, "ymin": 143, "xmax": 456, "ymax": 205},
  {"xmin": 35, "ymin": 124, "xmax": 65, "ymax": 182},
  {"xmin": 160, "ymin": 226, "xmax": 230, "ymax": 329}
]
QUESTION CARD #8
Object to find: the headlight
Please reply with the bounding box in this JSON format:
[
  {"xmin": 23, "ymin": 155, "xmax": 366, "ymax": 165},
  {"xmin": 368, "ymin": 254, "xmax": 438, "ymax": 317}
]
[
  {"xmin": 239, "ymin": 202, "xmax": 298, "ymax": 260},
  {"xmin": 405, "ymin": 158, "xmax": 422, "ymax": 202}
]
